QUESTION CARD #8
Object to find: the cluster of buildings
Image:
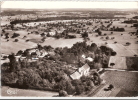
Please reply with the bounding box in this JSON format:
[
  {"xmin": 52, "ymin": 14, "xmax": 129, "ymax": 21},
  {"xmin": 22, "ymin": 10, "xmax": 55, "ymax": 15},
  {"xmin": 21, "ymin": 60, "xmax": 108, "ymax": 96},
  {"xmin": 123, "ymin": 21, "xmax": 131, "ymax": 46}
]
[{"xmin": 14, "ymin": 48, "xmax": 49, "ymax": 62}]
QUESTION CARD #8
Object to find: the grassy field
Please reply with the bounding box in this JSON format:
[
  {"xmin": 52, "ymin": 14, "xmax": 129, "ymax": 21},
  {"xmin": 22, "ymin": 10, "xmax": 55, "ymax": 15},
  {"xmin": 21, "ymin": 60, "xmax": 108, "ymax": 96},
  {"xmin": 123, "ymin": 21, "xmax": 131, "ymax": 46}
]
[
  {"xmin": 1, "ymin": 35, "xmax": 37, "ymax": 54},
  {"xmin": 40, "ymin": 37, "xmax": 83, "ymax": 48},
  {"xmin": 1, "ymin": 86, "xmax": 58, "ymax": 97}
]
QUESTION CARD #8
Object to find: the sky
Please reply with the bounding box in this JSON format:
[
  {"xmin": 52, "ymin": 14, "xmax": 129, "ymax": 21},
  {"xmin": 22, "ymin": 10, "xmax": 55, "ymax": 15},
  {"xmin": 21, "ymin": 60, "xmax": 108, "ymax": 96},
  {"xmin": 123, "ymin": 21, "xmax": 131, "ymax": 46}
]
[{"xmin": 1, "ymin": 1, "xmax": 138, "ymax": 9}]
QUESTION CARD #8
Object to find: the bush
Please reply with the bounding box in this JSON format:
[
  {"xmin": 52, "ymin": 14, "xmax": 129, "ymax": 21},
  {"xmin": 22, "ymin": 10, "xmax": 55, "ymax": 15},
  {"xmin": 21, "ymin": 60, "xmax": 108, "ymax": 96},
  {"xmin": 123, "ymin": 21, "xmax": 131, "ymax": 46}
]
[
  {"xmin": 11, "ymin": 33, "xmax": 20, "ymax": 38},
  {"xmin": 126, "ymin": 42, "xmax": 131, "ymax": 46},
  {"xmin": 81, "ymin": 32, "xmax": 88, "ymax": 38},
  {"xmin": 67, "ymin": 35, "xmax": 76, "ymax": 39},
  {"xmin": 114, "ymin": 41, "xmax": 117, "ymax": 44},
  {"xmin": 111, "ymin": 51, "xmax": 117, "ymax": 56},
  {"xmin": 106, "ymin": 36, "xmax": 109, "ymax": 40},
  {"xmin": 26, "ymin": 39, "xmax": 29, "ymax": 42},
  {"xmin": 14, "ymin": 39, "xmax": 19, "ymax": 42},
  {"xmin": 59, "ymin": 90, "xmax": 68, "ymax": 97},
  {"xmin": 75, "ymin": 85, "xmax": 85, "ymax": 95}
]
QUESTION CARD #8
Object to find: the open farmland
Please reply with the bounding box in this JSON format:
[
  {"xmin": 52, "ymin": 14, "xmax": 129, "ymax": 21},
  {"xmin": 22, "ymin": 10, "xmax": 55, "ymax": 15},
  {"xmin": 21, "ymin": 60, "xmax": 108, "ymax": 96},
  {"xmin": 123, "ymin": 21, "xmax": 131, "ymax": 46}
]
[{"xmin": 1, "ymin": 5, "xmax": 138, "ymax": 98}]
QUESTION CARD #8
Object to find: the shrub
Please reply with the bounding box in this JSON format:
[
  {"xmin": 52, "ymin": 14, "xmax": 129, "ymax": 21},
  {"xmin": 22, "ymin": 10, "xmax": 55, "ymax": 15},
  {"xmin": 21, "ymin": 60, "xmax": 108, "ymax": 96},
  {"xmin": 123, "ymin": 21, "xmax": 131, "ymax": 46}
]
[
  {"xmin": 75, "ymin": 85, "xmax": 85, "ymax": 95},
  {"xmin": 114, "ymin": 41, "xmax": 117, "ymax": 44},
  {"xmin": 26, "ymin": 39, "xmax": 29, "ymax": 42},
  {"xmin": 11, "ymin": 33, "xmax": 20, "ymax": 38},
  {"xmin": 126, "ymin": 42, "xmax": 131, "ymax": 46},
  {"xmin": 14, "ymin": 39, "xmax": 19, "ymax": 42},
  {"xmin": 59, "ymin": 90, "xmax": 68, "ymax": 97},
  {"xmin": 111, "ymin": 51, "xmax": 117, "ymax": 56},
  {"xmin": 106, "ymin": 36, "xmax": 109, "ymax": 40}
]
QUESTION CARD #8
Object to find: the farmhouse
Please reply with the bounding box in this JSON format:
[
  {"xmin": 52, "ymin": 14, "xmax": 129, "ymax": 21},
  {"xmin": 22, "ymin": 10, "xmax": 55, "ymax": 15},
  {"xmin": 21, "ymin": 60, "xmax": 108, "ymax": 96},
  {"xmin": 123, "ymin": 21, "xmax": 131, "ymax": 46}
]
[
  {"xmin": 70, "ymin": 63, "xmax": 90, "ymax": 80},
  {"xmin": 70, "ymin": 71, "xmax": 82, "ymax": 80},
  {"xmin": 78, "ymin": 63, "xmax": 90, "ymax": 76}
]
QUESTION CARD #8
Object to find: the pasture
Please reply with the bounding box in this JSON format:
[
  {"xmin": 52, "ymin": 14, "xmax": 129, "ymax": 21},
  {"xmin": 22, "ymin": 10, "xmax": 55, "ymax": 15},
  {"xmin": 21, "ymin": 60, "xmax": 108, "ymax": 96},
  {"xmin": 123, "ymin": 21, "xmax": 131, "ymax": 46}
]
[
  {"xmin": 1, "ymin": 35, "xmax": 37, "ymax": 54},
  {"xmin": 40, "ymin": 37, "xmax": 84, "ymax": 48}
]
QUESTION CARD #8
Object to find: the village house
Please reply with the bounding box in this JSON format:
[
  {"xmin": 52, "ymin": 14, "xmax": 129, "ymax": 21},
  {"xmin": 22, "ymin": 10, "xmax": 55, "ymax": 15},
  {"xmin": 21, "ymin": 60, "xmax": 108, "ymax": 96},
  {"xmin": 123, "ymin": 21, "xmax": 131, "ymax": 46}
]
[
  {"xmin": 81, "ymin": 54, "xmax": 94, "ymax": 62},
  {"xmin": 37, "ymin": 49, "xmax": 48, "ymax": 58},
  {"xmin": 1, "ymin": 53, "xmax": 9, "ymax": 60},
  {"xmin": 15, "ymin": 55, "xmax": 21, "ymax": 62},
  {"xmin": 48, "ymin": 31, "xmax": 56, "ymax": 36},
  {"xmin": 28, "ymin": 49, "xmax": 38, "ymax": 55}
]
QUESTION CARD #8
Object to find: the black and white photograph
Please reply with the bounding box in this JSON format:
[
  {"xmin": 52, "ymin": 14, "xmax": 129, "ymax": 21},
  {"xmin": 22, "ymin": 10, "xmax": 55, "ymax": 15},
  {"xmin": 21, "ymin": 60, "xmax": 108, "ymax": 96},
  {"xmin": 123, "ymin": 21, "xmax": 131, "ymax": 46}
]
[{"xmin": 1, "ymin": 0, "xmax": 138, "ymax": 98}]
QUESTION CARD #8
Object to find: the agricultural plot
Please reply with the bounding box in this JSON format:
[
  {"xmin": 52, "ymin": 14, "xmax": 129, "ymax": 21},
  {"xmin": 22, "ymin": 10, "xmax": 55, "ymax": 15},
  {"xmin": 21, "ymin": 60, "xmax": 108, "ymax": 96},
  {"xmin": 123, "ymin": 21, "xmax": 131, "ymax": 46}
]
[
  {"xmin": 107, "ymin": 44, "xmax": 135, "ymax": 57},
  {"xmin": 93, "ymin": 85, "xmax": 121, "ymax": 97},
  {"xmin": 101, "ymin": 71, "xmax": 138, "ymax": 92},
  {"xmin": 108, "ymin": 56, "xmax": 127, "ymax": 69},
  {"xmin": 126, "ymin": 57, "xmax": 138, "ymax": 71}
]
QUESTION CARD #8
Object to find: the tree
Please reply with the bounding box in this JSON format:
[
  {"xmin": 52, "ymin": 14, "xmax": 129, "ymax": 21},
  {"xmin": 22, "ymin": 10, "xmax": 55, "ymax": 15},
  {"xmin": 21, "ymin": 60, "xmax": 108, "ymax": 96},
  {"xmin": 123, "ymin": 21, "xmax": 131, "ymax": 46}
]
[
  {"xmin": 110, "ymin": 63, "xmax": 115, "ymax": 66},
  {"xmin": 71, "ymin": 79, "xmax": 82, "ymax": 86},
  {"xmin": 11, "ymin": 33, "xmax": 20, "ymax": 38},
  {"xmin": 106, "ymin": 36, "xmax": 109, "ymax": 40},
  {"xmin": 26, "ymin": 39, "xmax": 30, "ymax": 42},
  {"xmin": 16, "ymin": 50, "xmax": 23, "ymax": 56},
  {"xmin": 65, "ymin": 81, "xmax": 75, "ymax": 95},
  {"xmin": 91, "ymin": 43, "xmax": 97, "ymax": 52},
  {"xmin": 2, "ymin": 29, "xmax": 5, "ymax": 33},
  {"xmin": 75, "ymin": 84, "xmax": 85, "ymax": 95},
  {"xmin": 8, "ymin": 53, "xmax": 17, "ymax": 72},
  {"xmin": 14, "ymin": 39, "xmax": 19, "ymax": 42},
  {"xmin": 59, "ymin": 90, "xmax": 68, "ymax": 97},
  {"xmin": 5, "ymin": 35, "xmax": 9, "ymax": 39},
  {"xmin": 111, "ymin": 51, "xmax": 117, "ymax": 56},
  {"xmin": 98, "ymin": 31, "xmax": 102, "ymax": 36},
  {"xmin": 37, "ymin": 44, "xmax": 43, "ymax": 50},
  {"xmin": 81, "ymin": 32, "xmax": 88, "ymax": 38}
]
